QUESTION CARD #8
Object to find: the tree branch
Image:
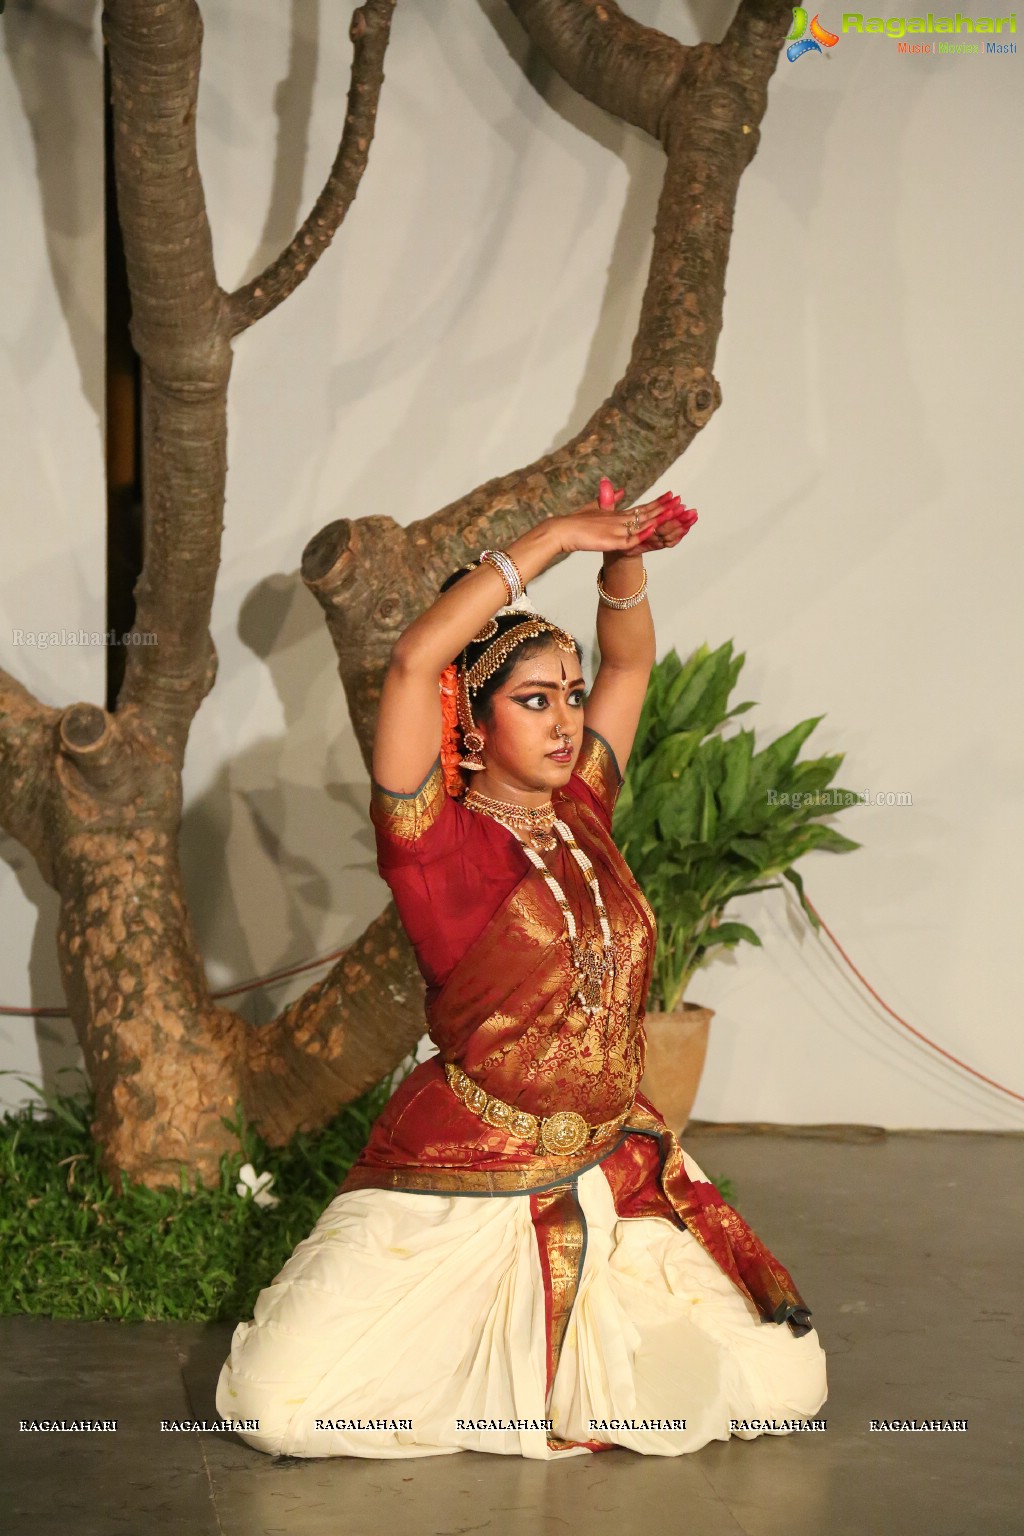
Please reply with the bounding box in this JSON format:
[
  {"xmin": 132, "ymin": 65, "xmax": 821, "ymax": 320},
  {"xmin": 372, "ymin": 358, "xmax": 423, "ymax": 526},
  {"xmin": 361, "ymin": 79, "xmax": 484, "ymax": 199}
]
[
  {"xmin": 506, "ymin": 0, "xmax": 697, "ymax": 141},
  {"xmin": 103, "ymin": 0, "xmax": 230, "ymax": 749},
  {"xmin": 400, "ymin": 0, "xmax": 792, "ymax": 576},
  {"xmin": 226, "ymin": 0, "xmax": 396, "ymax": 338},
  {"xmin": 103, "ymin": 0, "xmax": 226, "ymax": 376},
  {"xmin": 719, "ymin": 0, "xmax": 797, "ymax": 68},
  {"xmin": 405, "ymin": 0, "xmax": 792, "ymax": 559},
  {"xmin": 243, "ymin": 906, "xmax": 424, "ymax": 1145},
  {"xmin": 0, "ymin": 668, "xmax": 60, "ymax": 880},
  {"xmin": 414, "ymin": 0, "xmax": 792, "ymax": 552},
  {"xmin": 299, "ymin": 0, "xmax": 793, "ymax": 785}
]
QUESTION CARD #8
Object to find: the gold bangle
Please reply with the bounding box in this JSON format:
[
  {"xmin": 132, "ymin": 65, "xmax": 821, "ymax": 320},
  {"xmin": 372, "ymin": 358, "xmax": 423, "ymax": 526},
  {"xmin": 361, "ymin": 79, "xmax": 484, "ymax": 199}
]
[{"xmin": 597, "ymin": 565, "xmax": 648, "ymax": 610}]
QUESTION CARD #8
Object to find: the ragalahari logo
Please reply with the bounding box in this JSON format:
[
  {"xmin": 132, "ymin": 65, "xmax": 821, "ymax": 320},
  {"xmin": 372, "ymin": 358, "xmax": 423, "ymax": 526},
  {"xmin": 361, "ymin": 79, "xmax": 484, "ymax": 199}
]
[{"xmin": 787, "ymin": 8, "xmax": 841, "ymax": 58}]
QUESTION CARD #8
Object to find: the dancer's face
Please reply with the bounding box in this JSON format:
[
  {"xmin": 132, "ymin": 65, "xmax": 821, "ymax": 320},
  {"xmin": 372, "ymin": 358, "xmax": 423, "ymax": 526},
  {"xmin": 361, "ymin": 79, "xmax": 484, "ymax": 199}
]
[{"xmin": 476, "ymin": 643, "xmax": 586, "ymax": 800}]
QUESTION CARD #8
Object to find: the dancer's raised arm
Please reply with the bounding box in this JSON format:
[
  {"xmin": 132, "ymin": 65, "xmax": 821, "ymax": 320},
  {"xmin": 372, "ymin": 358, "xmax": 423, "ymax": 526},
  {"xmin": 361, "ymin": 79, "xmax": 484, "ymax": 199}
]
[
  {"xmin": 583, "ymin": 478, "xmax": 696, "ymax": 776},
  {"xmin": 372, "ymin": 489, "xmax": 672, "ymax": 794}
]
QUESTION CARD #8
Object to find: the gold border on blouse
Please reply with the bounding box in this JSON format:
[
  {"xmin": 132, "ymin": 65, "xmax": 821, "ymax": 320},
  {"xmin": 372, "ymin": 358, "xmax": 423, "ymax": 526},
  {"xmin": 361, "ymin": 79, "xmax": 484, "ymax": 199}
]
[
  {"xmin": 370, "ymin": 757, "xmax": 447, "ymax": 842},
  {"xmin": 570, "ymin": 727, "xmax": 622, "ymax": 818}
]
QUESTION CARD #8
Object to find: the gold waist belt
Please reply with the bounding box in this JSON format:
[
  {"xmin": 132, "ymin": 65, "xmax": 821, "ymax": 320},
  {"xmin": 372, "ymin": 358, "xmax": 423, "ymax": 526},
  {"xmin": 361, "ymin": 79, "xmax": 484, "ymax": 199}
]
[{"xmin": 444, "ymin": 1061, "xmax": 632, "ymax": 1158}]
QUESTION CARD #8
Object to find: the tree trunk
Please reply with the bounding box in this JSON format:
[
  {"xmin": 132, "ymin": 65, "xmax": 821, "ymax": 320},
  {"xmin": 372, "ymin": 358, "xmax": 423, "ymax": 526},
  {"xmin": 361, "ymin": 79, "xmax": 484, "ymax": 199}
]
[{"xmin": 0, "ymin": 0, "xmax": 792, "ymax": 1191}]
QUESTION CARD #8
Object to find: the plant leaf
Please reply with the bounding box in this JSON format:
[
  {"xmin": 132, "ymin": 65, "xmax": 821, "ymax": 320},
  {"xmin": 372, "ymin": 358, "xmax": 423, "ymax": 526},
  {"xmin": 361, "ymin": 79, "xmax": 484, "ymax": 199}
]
[
  {"xmin": 782, "ymin": 865, "xmax": 821, "ymax": 929},
  {"xmin": 751, "ymin": 716, "xmax": 825, "ymax": 795},
  {"xmin": 728, "ymin": 835, "xmax": 771, "ymax": 867},
  {"xmin": 800, "ymin": 824, "xmax": 862, "ymax": 853},
  {"xmin": 703, "ymin": 921, "xmax": 762, "ymax": 948},
  {"xmin": 717, "ymin": 728, "xmax": 754, "ymax": 822}
]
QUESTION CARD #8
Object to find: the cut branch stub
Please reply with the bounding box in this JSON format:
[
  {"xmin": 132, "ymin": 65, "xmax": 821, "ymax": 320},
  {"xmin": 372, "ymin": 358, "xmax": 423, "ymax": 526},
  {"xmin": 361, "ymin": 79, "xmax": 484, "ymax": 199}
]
[
  {"xmin": 302, "ymin": 516, "xmax": 436, "ymax": 768},
  {"xmin": 57, "ymin": 704, "xmax": 134, "ymax": 801},
  {"xmin": 301, "ymin": 518, "xmax": 355, "ymax": 589},
  {"xmin": 684, "ymin": 373, "xmax": 722, "ymax": 428},
  {"xmin": 58, "ymin": 703, "xmax": 107, "ymax": 753}
]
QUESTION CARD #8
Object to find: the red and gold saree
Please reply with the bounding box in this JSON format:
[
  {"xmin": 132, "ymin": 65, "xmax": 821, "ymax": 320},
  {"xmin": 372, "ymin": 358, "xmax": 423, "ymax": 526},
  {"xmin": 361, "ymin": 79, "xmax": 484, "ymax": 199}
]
[{"xmin": 216, "ymin": 729, "xmax": 826, "ymax": 1460}]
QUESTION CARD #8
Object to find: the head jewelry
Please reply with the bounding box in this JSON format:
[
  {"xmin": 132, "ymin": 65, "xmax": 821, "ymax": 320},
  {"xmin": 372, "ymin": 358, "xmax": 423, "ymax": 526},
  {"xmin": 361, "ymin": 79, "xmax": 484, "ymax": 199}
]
[{"xmin": 438, "ymin": 582, "xmax": 579, "ymax": 796}]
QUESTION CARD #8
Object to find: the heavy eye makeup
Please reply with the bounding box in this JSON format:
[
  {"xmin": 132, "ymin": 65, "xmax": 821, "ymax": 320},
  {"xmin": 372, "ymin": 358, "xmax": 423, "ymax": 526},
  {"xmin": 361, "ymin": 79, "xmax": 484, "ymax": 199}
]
[{"xmin": 512, "ymin": 687, "xmax": 587, "ymax": 710}]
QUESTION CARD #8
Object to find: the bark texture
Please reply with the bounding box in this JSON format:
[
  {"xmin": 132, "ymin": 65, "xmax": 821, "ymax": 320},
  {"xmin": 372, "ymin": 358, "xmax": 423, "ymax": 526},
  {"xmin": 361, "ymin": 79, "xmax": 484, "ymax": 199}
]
[
  {"xmin": 303, "ymin": 0, "xmax": 792, "ymax": 767},
  {"xmin": 0, "ymin": 0, "xmax": 791, "ymax": 1191}
]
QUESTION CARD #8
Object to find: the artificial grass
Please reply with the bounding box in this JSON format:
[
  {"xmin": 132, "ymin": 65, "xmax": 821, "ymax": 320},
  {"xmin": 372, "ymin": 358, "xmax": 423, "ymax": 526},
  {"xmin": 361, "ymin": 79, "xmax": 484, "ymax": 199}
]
[
  {"xmin": 0, "ymin": 1075, "xmax": 396, "ymax": 1324},
  {"xmin": 0, "ymin": 1076, "xmax": 734, "ymax": 1324}
]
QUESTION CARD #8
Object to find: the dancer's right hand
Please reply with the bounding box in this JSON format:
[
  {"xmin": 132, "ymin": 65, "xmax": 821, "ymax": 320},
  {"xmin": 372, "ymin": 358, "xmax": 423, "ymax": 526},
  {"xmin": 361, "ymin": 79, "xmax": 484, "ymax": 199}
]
[{"xmin": 549, "ymin": 489, "xmax": 675, "ymax": 555}]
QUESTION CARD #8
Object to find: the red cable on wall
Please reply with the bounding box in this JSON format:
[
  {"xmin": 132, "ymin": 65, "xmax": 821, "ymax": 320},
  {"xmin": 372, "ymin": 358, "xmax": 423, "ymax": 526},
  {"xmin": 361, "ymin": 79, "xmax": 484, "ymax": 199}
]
[{"xmin": 801, "ymin": 894, "xmax": 1024, "ymax": 1107}]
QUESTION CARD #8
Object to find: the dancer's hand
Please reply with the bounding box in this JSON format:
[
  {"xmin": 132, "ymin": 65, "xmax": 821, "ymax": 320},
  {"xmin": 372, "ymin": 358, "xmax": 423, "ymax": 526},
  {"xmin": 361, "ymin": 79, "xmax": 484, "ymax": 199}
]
[
  {"xmin": 551, "ymin": 478, "xmax": 676, "ymax": 555},
  {"xmin": 631, "ymin": 492, "xmax": 698, "ymax": 553},
  {"xmin": 621, "ymin": 473, "xmax": 698, "ymax": 553},
  {"xmin": 554, "ymin": 475, "xmax": 698, "ymax": 560}
]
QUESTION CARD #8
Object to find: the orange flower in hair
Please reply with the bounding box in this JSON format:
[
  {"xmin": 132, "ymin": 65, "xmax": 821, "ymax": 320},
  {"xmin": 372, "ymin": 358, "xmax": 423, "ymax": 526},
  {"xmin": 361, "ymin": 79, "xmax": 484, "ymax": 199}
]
[{"xmin": 438, "ymin": 661, "xmax": 466, "ymax": 799}]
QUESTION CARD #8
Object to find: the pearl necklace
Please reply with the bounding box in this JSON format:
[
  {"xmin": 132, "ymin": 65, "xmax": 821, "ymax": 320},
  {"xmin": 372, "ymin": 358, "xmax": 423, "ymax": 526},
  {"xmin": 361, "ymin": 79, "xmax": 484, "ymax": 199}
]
[{"xmin": 463, "ymin": 790, "xmax": 615, "ymax": 1014}]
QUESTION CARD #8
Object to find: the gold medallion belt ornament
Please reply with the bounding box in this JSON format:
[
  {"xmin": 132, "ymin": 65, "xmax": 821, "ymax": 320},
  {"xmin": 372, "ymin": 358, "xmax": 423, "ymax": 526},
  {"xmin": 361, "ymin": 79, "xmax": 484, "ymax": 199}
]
[{"xmin": 445, "ymin": 1062, "xmax": 632, "ymax": 1157}]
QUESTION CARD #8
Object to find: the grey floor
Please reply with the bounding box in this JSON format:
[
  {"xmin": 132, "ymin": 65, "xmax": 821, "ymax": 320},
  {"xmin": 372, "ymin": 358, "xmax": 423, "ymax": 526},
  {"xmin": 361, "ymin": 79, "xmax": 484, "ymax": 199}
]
[{"xmin": 2, "ymin": 1127, "xmax": 1021, "ymax": 1536}]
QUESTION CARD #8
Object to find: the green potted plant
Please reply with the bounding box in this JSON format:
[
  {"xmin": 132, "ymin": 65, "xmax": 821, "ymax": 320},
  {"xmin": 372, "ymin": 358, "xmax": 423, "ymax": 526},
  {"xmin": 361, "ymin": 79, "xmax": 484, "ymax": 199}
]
[{"xmin": 612, "ymin": 641, "xmax": 862, "ymax": 1131}]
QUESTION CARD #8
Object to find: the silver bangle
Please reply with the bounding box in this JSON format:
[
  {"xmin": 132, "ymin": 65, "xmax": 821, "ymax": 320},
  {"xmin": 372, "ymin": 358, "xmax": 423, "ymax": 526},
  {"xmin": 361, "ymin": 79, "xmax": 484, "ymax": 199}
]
[
  {"xmin": 597, "ymin": 565, "xmax": 648, "ymax": 610},
  {"xmin": 479, "ymin": 549, "xmax": 525, "ymax": 605}
]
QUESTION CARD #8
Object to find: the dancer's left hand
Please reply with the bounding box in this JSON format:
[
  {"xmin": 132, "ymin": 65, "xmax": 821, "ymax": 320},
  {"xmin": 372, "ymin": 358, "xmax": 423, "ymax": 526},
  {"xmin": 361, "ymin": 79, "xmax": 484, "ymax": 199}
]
[{"xmin": 597, "ymin": 475, "xmax": 698, "ymax": 557}]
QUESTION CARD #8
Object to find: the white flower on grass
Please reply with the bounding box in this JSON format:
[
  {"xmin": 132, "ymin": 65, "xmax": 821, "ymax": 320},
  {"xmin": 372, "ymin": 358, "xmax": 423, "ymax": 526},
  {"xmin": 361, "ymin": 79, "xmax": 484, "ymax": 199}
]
[{"xmin": 235, "ymin": 1163, "xmax": 279, "ymax": 1209}]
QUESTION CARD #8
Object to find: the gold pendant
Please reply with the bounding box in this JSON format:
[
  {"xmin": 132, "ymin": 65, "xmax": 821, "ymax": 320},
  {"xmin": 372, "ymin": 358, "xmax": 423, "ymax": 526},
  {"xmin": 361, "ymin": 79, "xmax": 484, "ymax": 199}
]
[{"xmin": 571, "ymin": 938, "xmax": 611, "ymax": 1014}]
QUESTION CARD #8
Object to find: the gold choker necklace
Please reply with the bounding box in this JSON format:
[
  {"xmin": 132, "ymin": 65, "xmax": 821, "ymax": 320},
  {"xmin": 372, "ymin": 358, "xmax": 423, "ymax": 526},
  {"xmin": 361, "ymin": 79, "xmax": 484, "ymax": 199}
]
[{"xmin": 463, "ymin": 788, "xmax": 558, "ymax": 853}]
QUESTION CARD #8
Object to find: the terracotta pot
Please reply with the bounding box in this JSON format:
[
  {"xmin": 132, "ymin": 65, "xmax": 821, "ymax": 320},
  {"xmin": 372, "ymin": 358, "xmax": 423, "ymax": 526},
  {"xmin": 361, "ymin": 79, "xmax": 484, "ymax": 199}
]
[{"xmin": 638, "ymin": 1003, "xmax": 713, "ymax": 1135}]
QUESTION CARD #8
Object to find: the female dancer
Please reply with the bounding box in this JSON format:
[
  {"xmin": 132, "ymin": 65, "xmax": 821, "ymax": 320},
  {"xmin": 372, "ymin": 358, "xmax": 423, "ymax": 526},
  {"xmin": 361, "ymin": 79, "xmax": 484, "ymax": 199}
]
[{"xmin": 216, "ymin": 479, "xmax": 827, "ymax": 1459}]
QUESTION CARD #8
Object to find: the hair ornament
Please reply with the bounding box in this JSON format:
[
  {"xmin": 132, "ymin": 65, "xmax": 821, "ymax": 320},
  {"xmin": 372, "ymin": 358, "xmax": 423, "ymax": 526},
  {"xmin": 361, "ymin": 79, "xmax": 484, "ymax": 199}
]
[
  {"xmin": 496, "ymin": 592, "xmax": 537, "ymax": 617},
  {"xmin": 438, "ymin": 661, "xmax": 468, "ymax": 798}
]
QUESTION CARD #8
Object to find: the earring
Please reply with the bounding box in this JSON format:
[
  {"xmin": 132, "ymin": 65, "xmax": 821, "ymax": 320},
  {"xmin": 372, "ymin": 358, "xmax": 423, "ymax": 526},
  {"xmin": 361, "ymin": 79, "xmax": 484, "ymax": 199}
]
[{"xmin": 460, "ymin": 729, "xmax": 486, "ymax": 772}]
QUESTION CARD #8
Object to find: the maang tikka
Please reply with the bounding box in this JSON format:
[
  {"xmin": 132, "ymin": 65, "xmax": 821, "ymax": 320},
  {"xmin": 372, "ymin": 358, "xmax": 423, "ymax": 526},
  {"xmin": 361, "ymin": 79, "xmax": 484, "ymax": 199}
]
[{"xmin": 454, "ymin": 596, "xmax": 578, "ymax": 776}]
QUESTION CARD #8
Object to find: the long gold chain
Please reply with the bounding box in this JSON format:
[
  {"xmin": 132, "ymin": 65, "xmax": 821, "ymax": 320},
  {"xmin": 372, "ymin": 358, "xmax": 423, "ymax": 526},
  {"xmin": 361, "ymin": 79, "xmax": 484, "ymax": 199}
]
[{"xmin": 463, "ymin": 792, "xmax": 614, "ymax": 1014}]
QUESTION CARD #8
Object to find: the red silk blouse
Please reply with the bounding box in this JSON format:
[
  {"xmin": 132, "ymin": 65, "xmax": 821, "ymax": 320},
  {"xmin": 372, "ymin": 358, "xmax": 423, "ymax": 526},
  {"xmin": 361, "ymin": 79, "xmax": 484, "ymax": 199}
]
[{"xmin": 370, "ymin": 726, "xmax": 621, "ymax": 1000}]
